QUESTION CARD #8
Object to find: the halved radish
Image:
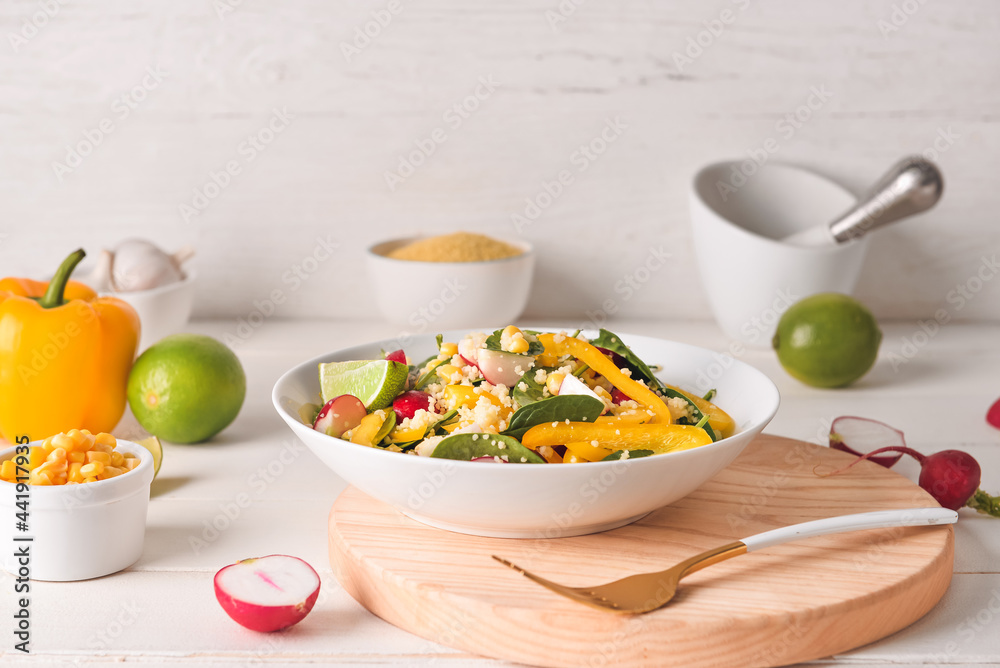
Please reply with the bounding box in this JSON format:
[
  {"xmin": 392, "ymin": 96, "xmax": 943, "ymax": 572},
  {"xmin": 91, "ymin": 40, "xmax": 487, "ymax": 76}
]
[
  {"xmin": 829, "ymin": 416, "xmax": 905, "ymax": 468},
  {"xmin": 214, "ymin": 555, "xmax": 320, "ymax": 632},
  {"xmin": 556, "ymin": 374, "xmax": 607, "ymax": 413},
  {"xmin": 458, "ymin": 334, "xmax": 483, "ymax": 370},
  {"xmin": 384, "ymin": 349, "xmax": 407, "ymax": 364},
  {"xmin": 313, "ymin": 395, "xmax": 367, "ymax": 437},
  {"xmin": 477, "ymin": 348, "xmax": 534, "ymax": 388}
]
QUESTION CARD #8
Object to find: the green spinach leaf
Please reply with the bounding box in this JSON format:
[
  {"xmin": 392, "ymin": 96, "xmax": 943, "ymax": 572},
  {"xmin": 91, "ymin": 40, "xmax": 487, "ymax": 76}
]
[
  {"xmin": 430, "ymin": 433, "xmax": 545, "ymax": 463},
  {"xmin": 503, "ymin": 394, "xmax": 604, "ymax": 440},
  {"xmin": 511, "ymin": 366, "xmax": 556, "ymax": 407},
  {"xmin": 589, "ymin": 329, "xmax": 663, "ymax": 391},
  {"xmin": 601, "ymin": 449, "xmax": 654, "ymax": 461}
]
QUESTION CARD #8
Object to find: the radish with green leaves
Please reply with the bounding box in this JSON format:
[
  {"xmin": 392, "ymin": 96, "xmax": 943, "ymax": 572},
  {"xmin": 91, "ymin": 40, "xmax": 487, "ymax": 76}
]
[{"xmin": 827, "ymin": 417, "xmax": 999, "ymax": 517}]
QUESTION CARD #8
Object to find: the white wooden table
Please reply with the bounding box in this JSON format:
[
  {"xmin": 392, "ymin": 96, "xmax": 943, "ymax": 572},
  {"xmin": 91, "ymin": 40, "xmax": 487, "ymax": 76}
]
[{"xmin": 2, "ymin": 319, "xmax": 998, "ymax": 667}]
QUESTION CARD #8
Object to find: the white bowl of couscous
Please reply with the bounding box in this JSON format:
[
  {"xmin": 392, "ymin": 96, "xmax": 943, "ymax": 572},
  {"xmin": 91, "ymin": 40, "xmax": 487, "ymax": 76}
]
[
  {"xmin": 366, "ymin": 232, "xmax": 534, "ymax": 330},
  {"xmin": 272, "ymin": 329, "xmax": 780, "ymax": 538}
]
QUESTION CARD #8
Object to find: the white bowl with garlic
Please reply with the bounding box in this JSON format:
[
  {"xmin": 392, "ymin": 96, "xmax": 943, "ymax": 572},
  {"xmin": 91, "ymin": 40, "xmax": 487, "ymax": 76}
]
[{"xmin": 84, "ymin": 239, "xmax": 197, "ymax": 351}]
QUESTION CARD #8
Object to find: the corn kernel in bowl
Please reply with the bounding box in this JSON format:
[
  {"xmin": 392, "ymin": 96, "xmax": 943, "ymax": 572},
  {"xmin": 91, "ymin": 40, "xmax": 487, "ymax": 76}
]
[{"xmin": 0, "ymin": 430, "xmax": 140, "ymax": 486}]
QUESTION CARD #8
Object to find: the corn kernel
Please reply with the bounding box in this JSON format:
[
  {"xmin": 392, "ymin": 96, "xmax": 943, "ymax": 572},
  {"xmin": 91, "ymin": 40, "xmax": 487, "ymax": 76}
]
[
  {"xmin": 440, "ymin": 341, "xmax": 458, "ymax": 356},
  {"xmin": 68, "ymin": 452, "xmax": 85, "ymax": 464},
  {"xmin": 100, "ymin": 466, "xmax": 123, "ymax": 479},
  {"xmin": 28, "ymin": 447, "xmax": 47, "ymax": 471},
  {"xmin": 30, "ymin": 469, "xmax": 53, "ymax": 485},
  {"xmin": 502, "ymin": 325, "xmax": 521, "ymax": 338},
  {"xmin": 46, "ymin": 448, "xmax": 67, "ymax": 463},
  {"xmin": 95, "ymin": 432, "xmax": 116, "ymax": 448},
  {"xmin": 546, "ymin": 373, "xmax": 566, "ymax": 396},
  {"xmin": 68, "ymin": 462, "xmax": 84, "ymax": 483},
  {"xmin": 110, "ymin": 451, "xmax": 125, "ymax": 467},
  {"xmin": 436, "ymin": 364, "xmax": 460, "ymax": 381},
  {"xmin": 83, "ymin": 477, "xmax": 98, "ymax": 484},
  {"xmin": 80, "ymin": 462, "xmax": 104, "ymax": 478},
  {"xmin": 123, "ymin": 458, "xmax": 140, "ymax": 471},
  {"xmin": 508, "ymin": 336, "xmax": 529, "ymax": 354},
  {"xmin": 86, "ymin": 451, "xmax": 111, "ymax": 465},
  {"xmin": 1, "ymin": 460, "xmax": 16, "ymax": 479},
  {"xmin": 92, "ymin": 443, "xmax": 113, "ymax": 454},
  {"xmin": 80, "ymin": 429, "xmax": 92, "ymax": 436}
]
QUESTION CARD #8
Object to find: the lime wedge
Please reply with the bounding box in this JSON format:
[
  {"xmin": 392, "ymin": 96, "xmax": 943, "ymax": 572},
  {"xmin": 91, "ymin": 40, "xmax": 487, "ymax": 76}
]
[
  {"xmin": 136, "ymin": 436, "xmax": 163, "ymax": 477},
  {"xmin": 319, "ymin": 360, "xmax": 408, "ymax": 410}
]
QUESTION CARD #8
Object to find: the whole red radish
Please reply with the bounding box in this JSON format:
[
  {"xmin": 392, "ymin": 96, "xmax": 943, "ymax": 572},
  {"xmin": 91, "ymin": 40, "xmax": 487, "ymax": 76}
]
[
  {"xmin": 384, "ymin": 349, "xmax": 407, "ymax": 365},
  {"xmin": 215, "ymin": 555, "xmax": 320, "ymax": 632},
  {"xmin": 313, "ymin": 395, "xmax": 367, "ymax": 437},
  {"xmin": 393, "ymin": 390, "xmax": 431, "ymax": 421}
]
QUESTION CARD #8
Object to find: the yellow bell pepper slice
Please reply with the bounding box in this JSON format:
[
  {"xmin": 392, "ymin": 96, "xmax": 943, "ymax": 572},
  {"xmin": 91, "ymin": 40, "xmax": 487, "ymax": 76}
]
[
  {"xmin": 664, "ymin": 385, "xmax": 735, "ymax": 438},
  {"xmin": 595, "ymin": 411, "xmax": 652, "ymax": 426},
  {"xmin": 350, "ymin": 412, "xmax": 387, "ymax": 446},
  {"xmin": 564, "ymin": 440, "xmax": 614, "ymax": 462},
  {"xmin": 537, "ymin": 333, "xmax": 672, "ymax": 424},
  {"xmin": 523, "ymin": 421, "xmax": 713, "ymax": 454}
]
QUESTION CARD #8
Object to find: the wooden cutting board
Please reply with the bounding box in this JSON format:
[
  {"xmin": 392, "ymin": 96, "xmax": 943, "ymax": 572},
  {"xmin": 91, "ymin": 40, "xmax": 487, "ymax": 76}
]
[{"xmin": 328, "ymin": 435, "xmax": 954, "ymax": 668}]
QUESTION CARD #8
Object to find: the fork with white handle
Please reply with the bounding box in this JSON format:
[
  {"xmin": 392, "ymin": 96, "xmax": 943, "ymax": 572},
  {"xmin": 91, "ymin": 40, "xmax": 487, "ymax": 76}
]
[{"xmin": 493, "ymin": 507, "xmax": 958, "ymax": 614}]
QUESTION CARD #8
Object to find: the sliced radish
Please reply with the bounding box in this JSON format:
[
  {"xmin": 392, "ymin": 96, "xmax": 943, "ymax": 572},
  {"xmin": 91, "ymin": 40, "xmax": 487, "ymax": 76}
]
[
  {"xmin": 458, "ymin": 334, "xmax": 484, "ymax": 370},
  {"xmin": 384, "ymin": 349, "xmax": 407, "ymax": 364},
  {"xmin": 477, "ymin": 348, "xmax": 534, "ymax": 388},
  {"xmin": 313, "ymin": 395, "xmax": 367, "ymax": 438},
  {"xmin": 214, "ymin": 555, "xmax": 320, "ymax": 633},
  {"xmin": 393, "ymin": 390, "xmax": 432, "ymax": 421},
  {"xmin": 611, "ymin": 388, "xmax": 631, "ymax": 404},
  {"xmin": 988, "ymin": 398, "xmax": 1000, "ymax": 430},
  {"xmin": 829, "ymin": 416, "xmax": 905, "ymax": 468}
]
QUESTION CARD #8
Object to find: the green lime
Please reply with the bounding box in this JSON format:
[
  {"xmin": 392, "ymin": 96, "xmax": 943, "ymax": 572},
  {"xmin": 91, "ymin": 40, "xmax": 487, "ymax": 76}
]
[
  {"xmin": 319, "ymin": 360, "xmax": 408, "ymax": 410},
  {"xmin": 772, "ymin": 293, "xmax": 882, "ymax": 388},
  {"xmin": 127, "ymin": 334, "xmax": 247, "ymax": 444}
]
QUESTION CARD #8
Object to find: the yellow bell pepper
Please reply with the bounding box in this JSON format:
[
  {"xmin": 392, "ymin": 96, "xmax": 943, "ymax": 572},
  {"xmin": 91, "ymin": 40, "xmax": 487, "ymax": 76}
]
[
  {"xmin": 0, "ymin": 249, "xmax": 140, "ymax": 442},
  {"xmin": 537, "ymin": 332, "xmax": 673, "ymax": 424},
  {"xmin": 523, "ymin": 421, "xmax": 713, "ymax": 454},
  {"xmin": 664, "ymin": 384, "xmax": 736, "ymax": 438}
]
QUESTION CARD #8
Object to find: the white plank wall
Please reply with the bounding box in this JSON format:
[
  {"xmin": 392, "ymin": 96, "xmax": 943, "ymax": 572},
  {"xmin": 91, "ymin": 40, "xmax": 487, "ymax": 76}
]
[{"xmin": 1, "ymin": 0, "xmax": 998, "ymax": 321}]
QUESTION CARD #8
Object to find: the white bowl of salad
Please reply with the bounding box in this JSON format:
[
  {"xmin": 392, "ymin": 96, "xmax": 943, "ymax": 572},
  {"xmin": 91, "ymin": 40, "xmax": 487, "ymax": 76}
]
[{"xmin": 272, "ymin": 327, "xmax": 780, "ymax": 538}]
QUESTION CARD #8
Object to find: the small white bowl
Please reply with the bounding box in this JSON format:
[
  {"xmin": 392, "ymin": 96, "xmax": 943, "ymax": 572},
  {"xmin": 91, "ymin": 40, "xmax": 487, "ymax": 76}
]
[
  {"xmin": 0, "ymin": 441, "xmax": 155, "ymax": 581},
  {"xmin": 272, "ymin": 330, "xmax": 779, "ymax": 538},
  {"xmin": 108, "ymin": 272, "xmax": 196, "ymax": 352},
  {"xmin": 366, "ymin": 238, "xmax": 534, "ymax": 331}
]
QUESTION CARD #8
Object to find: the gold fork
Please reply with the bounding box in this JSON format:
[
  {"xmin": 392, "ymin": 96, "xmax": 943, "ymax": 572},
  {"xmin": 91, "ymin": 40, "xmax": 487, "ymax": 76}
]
[{"xmin": 492, "ymin": 507, "xmax": 956, "ymax": 614}]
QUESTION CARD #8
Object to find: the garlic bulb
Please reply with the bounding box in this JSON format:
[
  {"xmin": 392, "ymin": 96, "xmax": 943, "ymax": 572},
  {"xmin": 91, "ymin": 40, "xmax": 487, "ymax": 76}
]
[{"xmin": 87, "ymin": 239, "xmax": 195, "ymax": 293}]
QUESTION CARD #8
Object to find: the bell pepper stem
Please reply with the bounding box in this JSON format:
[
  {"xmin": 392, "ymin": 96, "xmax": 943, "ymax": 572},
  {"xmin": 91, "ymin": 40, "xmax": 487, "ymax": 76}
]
[{"xmin": 39, "ymin": 248, "xmax": 86, "ymax": 309}]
